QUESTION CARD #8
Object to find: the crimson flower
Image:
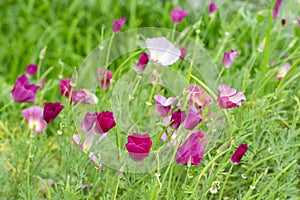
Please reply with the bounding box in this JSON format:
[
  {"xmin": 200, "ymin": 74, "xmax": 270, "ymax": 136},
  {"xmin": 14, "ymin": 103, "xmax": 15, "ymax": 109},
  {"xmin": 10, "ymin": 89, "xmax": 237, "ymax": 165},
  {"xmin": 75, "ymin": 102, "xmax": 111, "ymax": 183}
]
[
  {"xmin": 135, "ymin": 53, "xmax": 149, "ymax": 73},
  {"xmin": 231, "ymin": 144, "xmax": 248, "ymax": 164},
  {"xmin": 125, "ymin": 133, "xmax": 152, "ymax": 162},
  {"xmin": 112, "ymin": 18, "xmax": 126, "ymax": 33},
  {"xmin": 60, "ymin": 78, "xmax": 71, "ymax": 97},
  {"xmin": 43, "ymin": 102, "xmax": 64, "ymax": 123},
  {"xmin": 171, "ymin": 110, "xmax": 186, "ymax": 129},
  {"xmin": 81, "ymin": 111, "xmax": 116, "ymax": 134},
  {"xmin": 26, "ymin": 64, "xmax": 38, "ymax": 76},
  {"xmin": 171, "ymin": 7, "xmax": 188, "ymax": 24}
]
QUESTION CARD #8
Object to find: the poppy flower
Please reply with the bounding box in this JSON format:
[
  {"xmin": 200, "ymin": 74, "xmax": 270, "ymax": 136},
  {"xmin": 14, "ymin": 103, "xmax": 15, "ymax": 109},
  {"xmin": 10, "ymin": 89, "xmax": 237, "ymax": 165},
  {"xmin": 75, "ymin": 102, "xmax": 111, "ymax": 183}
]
[
  {"xmin": 59, "ymin": 78, "xmax": 71, "ymax": 97},
  {"xmin": 222, "ymin": 50, "xmax": 239, "ymax": 68},
  {"xmin": 171, "ymin": 7, "xmax": 188, "ymax": 24},
  {"xmin": 175, "ymin": 130, "xmax": 208, "ymax": 165},
  {"xmin": 217, "ymin": 84, "xmax": 246, "ymax": 109},
  {"xmin": 43, "ymin": 102, "xmax": 64, "ymax": 123},
  {"xmin": 188, "ymin": 85, "xmax": 213, "ymax": 108},
  {"xmin": 98, "ymin": 68, "xmax": 113, "ymax": 90},
  {"xmin": 146, "ymin": 37, "xmax": 181, "ymax": 66},
  {"xmin": 135, "ymin": 53, "xmax": 149, "ymax": 72},
  {"xmin": 125, "ymin": 133, "xmax": 152, "ymax": 162},
  {"xmin": 171, "ymin": 109, "xmax": 186, "ymax": 129},
  {"xmin": 71, "ymin": 89, "xmax": 98, "ymax": 105},
  {"xmin": 81, "ymin": 111, "xmax": 116, "ymax": 134},
  {"xmin": 112, "ymin": 18, "xmax": 126, "ymax": 33},
  {"xmin": 154, "ymin": 94, "xmax": 177, "ymax": 117},
  {"xmin": 231, "ymin": 144, "xmax": 248, "ymax": 164},
  {"xmin": 22, "ymin": 106, "xmax": 47, "ymax": 134},
  {"xmin": 11, "ymin": 74, "xmax": 40, "ymax": 103},
  {"xmin": 209, "ymin": 3, "xmax": 217, "ymax": 15},
  {"xmin": 183, "ymin": 106, "xmax": 202, "ymax": 130},
  {"xmin": 26, "ymin": 64, "xmax": 38, "ymax": 76}
]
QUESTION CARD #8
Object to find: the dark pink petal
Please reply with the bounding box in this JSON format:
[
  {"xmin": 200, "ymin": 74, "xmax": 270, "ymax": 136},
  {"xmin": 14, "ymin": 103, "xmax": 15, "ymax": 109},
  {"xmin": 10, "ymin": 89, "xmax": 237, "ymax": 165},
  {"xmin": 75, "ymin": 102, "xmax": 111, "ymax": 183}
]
[
  {"xmin": 171, "ymin": 110, "xmax": 186, "ymax": 129},
  {"xmin": 154, "ymin": 94, "xmax": 176, "ymax": 117},
  {"xmin": 183, "ymin": 106, "xmax": 202, "ymax": 130},
  {"xmin": 231, "ymin": 144, "xmax": 248, "ymax": 164},
  {"xmin": 94, "ymin": 111, "xmax": 116, "ymax": 134},
  {"xmin": 22, "ymin": 106, "xmax": 47, "ymax": 133},
  {"xmin": 179, "ymin": 47, "xmax": 186, "ymax": 60},
  {"xmin": 98, "ymin": 68, "xmax": 113, "ymax": 90},
  {"xmin": 175, "ymin": 130, "xmax": 208, "ymax": 165},
  {"xmin": 281, "ymin": 18, "xmax": 286, "ymax": 26},
  {"xmin": 43, "ymin": 102, "xmax": 64, "ymax": 123},
  {"xmin": 125, "ymin": 133, "xmax": 152, "ymax": 162},
  {"xmin": 272, "ymin": 0, "xmax": 282, "ymax": 19},
  {"xmin": 209, "ymin": 3, "xmax": 217, "ymax": 15},
  {"xmin": 11, "ymin": 74, "xmax": 40, "ymax": 102},
  {"xmin": 112, "ymin": 18, "xmax": 126, "ymax": 33},
  {"xmin": 188, "ymin": 85, "xmax": 213, "ymax": 108},
  {"xmin": 26, "ymin": 64, "xmax": 38, "ymax": 76},
  {"xmin": 171, "ymin": 7, "xmax": 188, "ymax": 24},
  {"xmin": 60, "ymin": 78, "xmax": 71, "ymax": 97},
  {"xmin": 135, "ymin": 53, "xmax": 149, "ymax": 72},
  {"xmin": 217, "ymin": 84, "xmax": 246, "ymax": 109}
]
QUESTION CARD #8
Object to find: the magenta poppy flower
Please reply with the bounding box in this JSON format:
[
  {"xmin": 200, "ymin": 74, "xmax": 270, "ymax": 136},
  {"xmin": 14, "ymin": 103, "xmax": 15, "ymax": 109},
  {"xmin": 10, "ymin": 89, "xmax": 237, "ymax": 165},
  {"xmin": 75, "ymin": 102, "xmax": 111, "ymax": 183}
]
[
  {"xmin": 43, "ymin": 102, "xmax": 64, "ymax": 123},
  {"xmin": 209, "ymin": 3, "xmax": 217, "ymax": 15},
  {"xmin": 22, "ymin": 106, "xmax": 47, "ymax": 134},
  {"xmin": 11, "ymin": 74, "xmax": 40, "ymax": 103},
  {"xmin": 154, "ymin": 94, "xmax": 177, "ymax": 117},
  {"xmin": 60, "ymin": 78, "xmax": 71, "ymax": 97},
  {"xmin": 171, "ymin": 7, "xmax": 188, "ymax": 24},
  {"xmin": 179, "ymin": 47, "xmax": 186, "ymax": 60},
  {"xmin": 272, "ymin": 0, "xmax": 282, "ymax": 19},
  {"xmin": 217, "ymin": 84, "xmax": 246, "ymax": 109},
  {"xmin": 175, "ymin": 130, "xmax": 208, "ymax": 165},
  {"xmin": 98, "ymin": 68, "xmax": 113, "ymax": 90},
  {"xmin": 231, "ymin": 144, "xmax": 248, "ymax": 164},
  {"xmin": 71, "ymin": 89, "xmax": 98, "ymax": 105},
  {"xmin": 171, "ymin": 110, "xmax": 186, "ymax": 129},
  {"xmin": 222, "ymin": 50, "xmax": 238, "ymax": 68},
  {"xmin": 26, "ymin": 64, "xmax": 38, "ymax": 76},
  {"xmin": 112, "ymin": 17, "xmax": 126, "ymax": 33},
  {"xmin": 125, "ymin": 133, "xmax": 152, "ymax": 162},
  {"xmin": 135, "ymin": 53, "xmax": 149, "ymax": 72},
  {"xmin": 188, "ymin": 85, "xmax": 213, "ymax": 108},
  {"xmin": 183, "ymin": 106, "xmax": 202, "ymax": 130},
  {"xmin": 276, "ymin": 62, "xmax": 291, "ymax": 81},
  {"xmin": 81, "ymin": 111, "xmax": 116, "ymax": 134}
]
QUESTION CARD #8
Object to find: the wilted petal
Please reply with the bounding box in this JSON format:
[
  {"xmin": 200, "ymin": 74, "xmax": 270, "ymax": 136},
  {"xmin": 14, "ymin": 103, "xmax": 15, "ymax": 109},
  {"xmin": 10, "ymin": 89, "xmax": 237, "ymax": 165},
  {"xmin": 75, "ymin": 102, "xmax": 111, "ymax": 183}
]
[{"xmin": 146, "ymin": 37, "xmax": 181, "ymax": 66}]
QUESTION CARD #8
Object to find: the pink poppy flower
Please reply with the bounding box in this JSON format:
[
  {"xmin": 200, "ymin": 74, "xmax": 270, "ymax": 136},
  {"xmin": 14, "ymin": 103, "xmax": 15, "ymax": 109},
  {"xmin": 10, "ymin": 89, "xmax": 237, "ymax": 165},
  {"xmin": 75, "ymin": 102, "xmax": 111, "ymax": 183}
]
[
  {"xmin": 231, "ymin": 144, "xmax": 248, "ymax": 164},
  {"xmin": 11, "ymin": 74, "xmax": 40, "ymax": 103},
  {"xmin": 188, "ymin": 85, "xmax": 213, "ymax": 108},
  {"xmin": 125, "ymin": 133, "xmax": 152, "ymax": 162},
  {"xmin": 26, "ymin": 64, "xmax": 38, "ymax": 76},
  {"xmin": 183, "ymin": 106, "xmax": 202, "ymax": 130},
  {"xmin": 179, "ymin": 47, "xmax": 186, "ymax": 60},
  {"xmin": 154, "ymin": 94, "xmax": 177, "ymax": 117},
  {"xmin": 276, "ymin": 62, "xmax": 291, "ymax": 81},
  {"xmin": 135, "ymin": 53, "xmax": 149, "ymax": 72},
  {"xmin": 22, "ymin": 106, "xmax": 47, "ymax": 134},
  {"xmin": 112, "ymin": 18, "xmax": 126, "ymax": 33},
  {"xmin": 98, "ymin": 68, "xmax": 113, "ymax": 90},
  {"xmin": 222, "ymin": 50, "xmax": 239, "ymax": 68},
  {"xmin": 209, "ymin": 3, "xmax": 217, "ymax": 15},
  {"xmin": 217, "ymin": 84, "xmax": 246, "ymax": 109},
  {"xmin": 81, "ymin": 111, "xmax": 116, "ymax": 134},
  {"xmin": 43, "ymin": 102, "xmax": 64, "ymax": 123},
  {"xmin": 171, "ymin": 7, "xmax": 188, "ymax": 24},
  {"xmin": 272, "ymin": 0, "xmax": 282, "ymax": 19},
  {"xmin": 146, "ymin": 37, "xmax": 181, "ymax": 66},
  {"xmin": 175, "ymin": 130, "xmax": 208, "ymax": 165},
  {"xmin": 171, "ymin": 109, "xmax": 186, "ymax": 129},
  {"xmin": 60, "ymin": 78, "xmax": 71, "ymax": 97},
  {"xmin": 71, "ymin": 89, "xmax": 98, "ymax": 105}
]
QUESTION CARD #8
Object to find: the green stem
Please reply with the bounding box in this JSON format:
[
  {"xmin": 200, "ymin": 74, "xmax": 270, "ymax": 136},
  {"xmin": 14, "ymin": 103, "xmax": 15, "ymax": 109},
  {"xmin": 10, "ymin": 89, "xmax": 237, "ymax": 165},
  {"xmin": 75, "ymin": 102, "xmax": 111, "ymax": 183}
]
[
  {"xmin": 113, "ymin": 177, "xmax": 120, "ymax": 200},
  {"xmin": 171, "ymin": 24, "xmax": 177, "ymax": 41},
  {"xmin": 214, "ymin": 67, "xmax": 225, "ymax": 90},
  {"xmin": 218, "ymin": 162, "xmax": 233, "ymax": 200},
  {"xmin": 27, "ymin": 135, "xmax": 33, "ymax": 200},
  {"xmin": 0, "ymin": 100, "xmax": 13, "ymax": 113},
  {"xmin": 105, "ymin": 33, "xmax": 115, "ymax": 69},
  {"xmin": 262, "ymin": 10, "xmax": 272, "ymax": 78}
]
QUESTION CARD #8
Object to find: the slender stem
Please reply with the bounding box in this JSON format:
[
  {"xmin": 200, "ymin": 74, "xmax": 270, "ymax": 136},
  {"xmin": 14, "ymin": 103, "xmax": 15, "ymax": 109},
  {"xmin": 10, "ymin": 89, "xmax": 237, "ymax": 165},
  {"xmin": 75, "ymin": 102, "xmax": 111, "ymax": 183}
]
[
  {"xmin": 105, "ymin": 33, "xmax": 115, "ymax": 69},
  {"xmin": 27, "ymin": 135, "xmax": 33, "ymax": 200},
  {"xmin": 277, "ymin": 58, "xmax": 300, "ymax": 89},
  {"xmin": 262, "ymin": 10, "xmax": 272, "ymax": 78},
  {"xmin": 218, "ymin": 162, "xmax": 233, "ymax": 200},
  {"xmin": 113, "ymin": 177, "xmax": 120, "ymax": 200},
  {"xmin": 214, "ymin": 68, "xmax": 224, "ymax": 90},
  {"xmin": 171, "ymin": 24, "xmax": 177, "ymax": 41},
  {"xmin": 0, "ymin": 100, "xmax": 13, "ymax": 113}
]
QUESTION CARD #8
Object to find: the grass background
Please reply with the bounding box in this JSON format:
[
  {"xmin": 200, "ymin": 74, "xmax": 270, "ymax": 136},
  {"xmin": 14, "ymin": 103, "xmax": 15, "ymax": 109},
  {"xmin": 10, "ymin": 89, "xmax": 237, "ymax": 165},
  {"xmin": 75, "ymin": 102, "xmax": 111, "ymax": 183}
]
[{"xmin": 0, "ymin": 0, "xmax": 300, "ymax": 199}]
